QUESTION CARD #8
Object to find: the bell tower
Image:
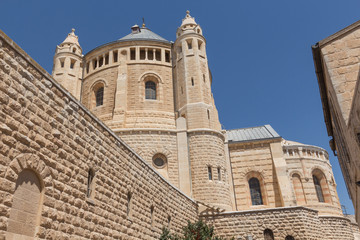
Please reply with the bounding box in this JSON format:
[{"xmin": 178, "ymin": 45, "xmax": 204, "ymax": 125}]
[
  {"xmin": 173, "ymin": 11, "xmax": 221, "ymax": 131},
  {"xmin": 52, "ymin": 28, "xmax": 83, "ymax": 100},
  {"xmin": 173, "ymin": 11, "xmax": 232, "ymax": 211}
]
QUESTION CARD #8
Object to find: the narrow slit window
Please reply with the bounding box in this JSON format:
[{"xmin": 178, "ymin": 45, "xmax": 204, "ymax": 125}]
[
  {"xmin": 165, "ymin": 51, "xmax": 170, "ymax": 62},
  {"xmin": 93, "ymin": 59, "xmax": 97, "ymax": 69},
  {"xmin": 105, "ymin": 54, "xmax": 109, "ymax": 65},
  {"xmin": 167, "ymin": 215, "xmax": 171, "ymax": 228},
  {"xmin": 150, "ymin": 206, "xmax": 154, "ymax": 227},
  {"xmin": 155, "ymin": 49, "xmax": 161, "ymax": 61},
  {"xmin": 198, "ymin": 40, "xmax": 203, "ymax": 50},
  {"xmin": 208, "ymin": 166, "xmax": 212, "ymax": 180},
  {"xmin": 191, "ymin": 77, "xmax": 194, "ymax": 86},
  {"xmin": 203, "ymin": 74, "xmax": 206, "ymax": 82},
  {"xmin": 207, "ymin": 109, "xmax": 210, "ymax": 119},
  {"xmin": 99, "ymin": 56, "xmax": 103, "ymax": 67},
  {"xmin": 87, "ymin": 169, "xmax": 95, "ymax": 198},
  {"xmin": 140, "ymin": 48, "xmax": 146, "ymax": 60},
  {"xmin": 148, "ymin": 49, "xmax": 154, "ymax": 60},
  {"xmin": 60, "ymin": 58, "xmax": 65, "ymax": 68},
  {"xmin": 130, "ymin": 48, "xmax": 136, "ymax": 60},
  {"xmin": 70, "ymin": 59, "xmax": 76, "ymax": 69},
  {"xmin": 113, "ymin": 50, "xmax": 118, "ymax": 62},
  {"xmin": 217, "ymin": 167, "xmax": 221, "ymax": 181},
  {"xmin": 187, "ymin": 39, "xmax": 192, "ymax": 49},
  {"xmin": 72, "ymin": 47, "xmax": 76, "ymax": 53},
  {"xmin": 86, "ymin": 62, "xmax": 89, "ymax": 73},
  {"xmin": 127, "ymin": 192, "xmax": 132, "ymax": 217}
]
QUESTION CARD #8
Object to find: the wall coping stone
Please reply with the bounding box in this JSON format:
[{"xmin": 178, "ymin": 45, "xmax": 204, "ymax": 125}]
[{"xmin": 201, "ymin": 206, "xmax": 319, "ymax": 217}]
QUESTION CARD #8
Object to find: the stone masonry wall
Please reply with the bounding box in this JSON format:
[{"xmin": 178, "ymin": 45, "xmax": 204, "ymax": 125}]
[
  {"xmin": 117, "ymin": 130, "xmax": 179, "ymax": 187},
  {"xmin": 204, "ymin": 206, "xmax": 355, "ymax": 240},
  {"xmin": 188, "ymin": 131, "xmax": 232, "ymax": 211},
  {"xmin": 228, "ymin": 141, "xmax": 283, "ymax": 210},
  {"xmin": 0, "ymin": 30, "xmax": 198, "ymax": 239},
  {"xmin": 319, "ymin": 24, "xmax": 360, "ymax": 223}
]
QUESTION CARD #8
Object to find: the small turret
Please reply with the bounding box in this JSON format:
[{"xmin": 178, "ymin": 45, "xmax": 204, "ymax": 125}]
[
  {"xmin": 52, "ymin": 28, "xmax": 83, "ymax": 100},
  {"xmin": 176, "ymin": 10, "xmax": 203, "ymax": 37}
]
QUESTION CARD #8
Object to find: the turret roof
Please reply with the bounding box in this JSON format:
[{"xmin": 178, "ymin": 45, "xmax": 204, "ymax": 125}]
[
  {"xmin": 119, "ymin": 27, "xmax": 170, "ymax": 43},
  {"xmin": 181, "ymin": 10, "xmax": 197, "ymax": 26},
  {"xmin": 62, "ymin": 28, "xmax": 81, "ymax": 47}
]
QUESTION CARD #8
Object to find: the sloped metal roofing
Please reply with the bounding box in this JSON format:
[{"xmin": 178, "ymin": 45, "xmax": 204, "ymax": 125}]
[
  {"xmin": 119, "ymin": 27, "xmax": 170, "ymax": 43},
  {"xmin": 226, "ymin": 125, "xmax": 281, "ymax": 143}
]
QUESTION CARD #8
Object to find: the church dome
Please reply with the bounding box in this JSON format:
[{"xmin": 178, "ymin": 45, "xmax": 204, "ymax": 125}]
[{"xmin": 119, "ymin": 25, "xmax": 170, "ymax": 43}]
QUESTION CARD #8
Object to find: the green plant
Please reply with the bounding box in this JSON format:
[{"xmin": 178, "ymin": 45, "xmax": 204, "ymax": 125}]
[{"xmin": 160, "ymin": 220, "xmax": 233, "ymax": 240}]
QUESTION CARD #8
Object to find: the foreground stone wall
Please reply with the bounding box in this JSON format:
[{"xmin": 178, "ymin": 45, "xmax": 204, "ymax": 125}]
[
  {"xmin": 0, "ymin": 30, "xmax": 198, "ymax": 239},
  {"xmin": 204, "ymin": 206, "xmax": 355, "ymax": 240}
]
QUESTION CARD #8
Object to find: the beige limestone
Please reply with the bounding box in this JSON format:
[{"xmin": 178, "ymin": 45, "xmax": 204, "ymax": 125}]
[
  {"xmin": 313, "ymin": 20, "xmax": 360, "ymax": 225},
  {"xmin": 0, "ymin": 10, "xmax": 358, "ymax": 239}
]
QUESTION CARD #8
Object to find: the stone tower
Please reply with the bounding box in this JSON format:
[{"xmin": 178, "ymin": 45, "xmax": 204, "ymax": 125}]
[
  {"xmin": 52, "ymin": 29, "xmax": 83, "ymax": 100},
  {"xmin": 173, "ymin": 11, "xmax": 232, "ymax": 211}
]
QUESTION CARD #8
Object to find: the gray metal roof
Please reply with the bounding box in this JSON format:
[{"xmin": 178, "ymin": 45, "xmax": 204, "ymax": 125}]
[
  {"xmin": 119, "ymin": 27, "xmax": 170, "ymax": 43},
  {"xmin": 226, "ymin": 125, "xmax": 281, "ymax": 143}
]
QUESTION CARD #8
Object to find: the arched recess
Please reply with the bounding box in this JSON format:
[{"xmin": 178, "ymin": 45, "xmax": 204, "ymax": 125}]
[
  {"xmin": 312, "ymin": 168, "xmax": 332, "ymax": 204},
  {"xmin": 5, "ymin": 154, "xmax": 53, "ymax": 239},
  {"xmin": 291, "ymin": 173, "xmax": 306, "ymax": 205},
  {"xmin": 245, "ymin": 171, "xmax": 267, "ymax": 206},
  {"xmin": 89, "ymin": 79, "xmax": 107, "ymax": 109},
  {"xmin": 264, "ymin": 228, "xmax": 275, "ymax": 240}
]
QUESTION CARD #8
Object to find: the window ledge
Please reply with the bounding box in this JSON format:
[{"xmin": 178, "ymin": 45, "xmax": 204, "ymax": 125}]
[{"xmin": 86, "ymin": 198, "xmax": 95, "ymax": 205}]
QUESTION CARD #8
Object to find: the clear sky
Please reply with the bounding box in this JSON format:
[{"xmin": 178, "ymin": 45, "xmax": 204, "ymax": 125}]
[{"xmin": 1, "ymin": 0, "xmax": 359, "ymax": 214}]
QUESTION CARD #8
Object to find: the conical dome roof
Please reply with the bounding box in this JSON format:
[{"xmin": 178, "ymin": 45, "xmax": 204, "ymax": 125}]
[{"xmin": 119, "ymin": 25, "xmax": 170, "ymax": 43}]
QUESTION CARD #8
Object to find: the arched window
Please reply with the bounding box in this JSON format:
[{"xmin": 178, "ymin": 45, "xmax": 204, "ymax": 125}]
[
  {"xmin": 285, "ymin": 236, "xmax": 295, "ymax": 240},
  {"xmin": 249, "ymin": 177, "xmax": 263, "ymax": 205},
  {"xmin": 264, "ymin": 229, "xmax": 274, "ymax": 240},
  {"xmin": 313, "ymin": 175, "xmax": 324, "ymax": 202},
  {"xmin": 96, "ymin": 87, "xmax": 104, "ymax": 107},
  {"xmin": 145, "ymin": 81, "xmax": 156, "ymax": 100},
  {"xmin": 87, "ymin": 169, "xmax": 95, "ymax": 198},
  {"xmin": 8, "ymin": 169, "xmax": 42, "ymax": 238}
]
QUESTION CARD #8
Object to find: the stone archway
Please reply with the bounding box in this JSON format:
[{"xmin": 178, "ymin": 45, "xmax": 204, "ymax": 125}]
[{"xmin": 5, "ymin": 153, "xmax": 53, "ymax": 239}]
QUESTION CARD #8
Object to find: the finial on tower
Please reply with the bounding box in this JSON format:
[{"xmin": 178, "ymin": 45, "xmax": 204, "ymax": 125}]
[
  {"xmin": 70, "ymin": 28, "xmax": 76, "ymax": 36},
  {"xmin": 142, "ymin": 17, "xmax": 146, "ymax": 28},
  {"xmin": 186, "ymin": 10, "xmax": 190, "ymax": 16}
]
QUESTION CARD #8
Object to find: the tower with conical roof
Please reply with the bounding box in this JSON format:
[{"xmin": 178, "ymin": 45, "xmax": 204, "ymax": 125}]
[
  {"xmin": 173, "ymin": 11, "xmax": 232, "ymax": 211},
  {"xmin": 52, "ymin": 28, "xmax": 83, "ymax": 100}
]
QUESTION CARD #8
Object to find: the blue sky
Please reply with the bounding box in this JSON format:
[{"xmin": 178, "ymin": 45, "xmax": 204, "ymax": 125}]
[{"xmin": 1, "ymin": 0, "xmax": 359, "ymax": 214}]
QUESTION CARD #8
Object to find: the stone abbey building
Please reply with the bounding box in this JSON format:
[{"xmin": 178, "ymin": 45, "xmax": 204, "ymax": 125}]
[{"xmin": 0, "ymin": 11, "xmax": 359, "ymax": 239}]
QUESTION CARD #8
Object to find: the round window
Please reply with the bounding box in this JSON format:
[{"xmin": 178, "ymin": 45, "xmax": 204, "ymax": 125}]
[
  {"xmin": 152, "ymin": 154, "xmax": 167, "ymax": 169},
  {"xmin": 153, "ymin": 158, "xmax": 165, "ymax": 168}
]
